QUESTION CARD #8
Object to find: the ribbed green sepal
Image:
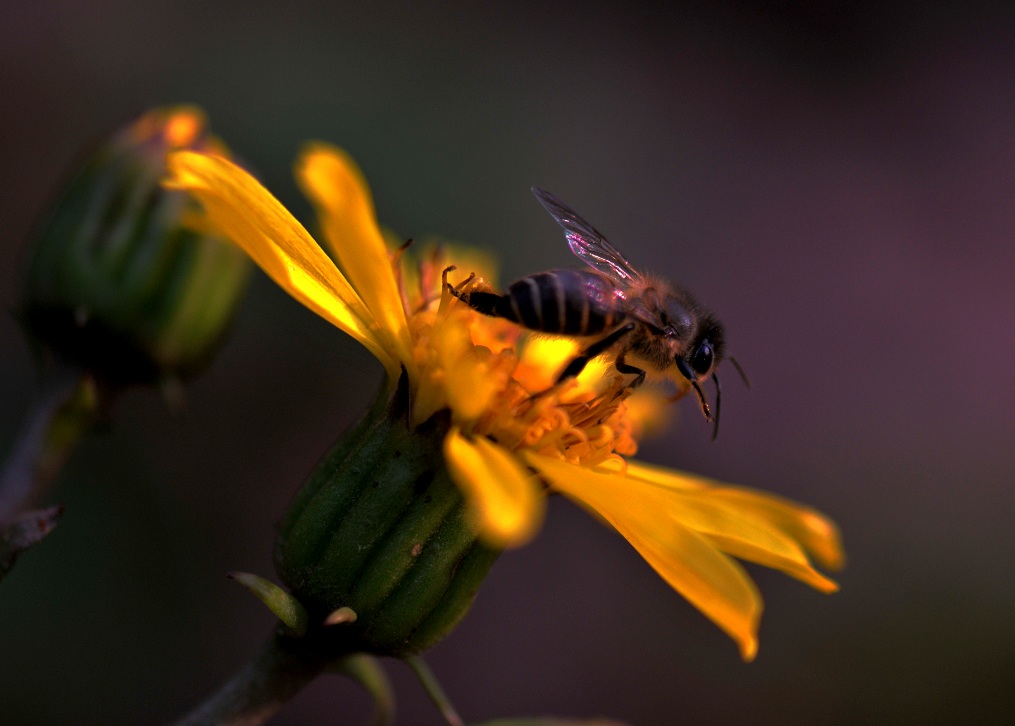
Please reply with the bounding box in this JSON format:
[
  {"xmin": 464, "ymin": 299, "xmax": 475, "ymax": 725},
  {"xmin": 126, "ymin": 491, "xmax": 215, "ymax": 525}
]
[
  {"xmin": 274, "ymin": 376, "xmax": 499, "ymax": 656},
  {"xmin": 21, "ymin": 107, "xmax": 250, "ymax": 384}
]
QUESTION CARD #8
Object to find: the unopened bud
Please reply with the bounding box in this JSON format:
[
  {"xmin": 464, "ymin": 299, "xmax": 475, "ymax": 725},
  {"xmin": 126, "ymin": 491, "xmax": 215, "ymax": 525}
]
[{"xmin": 22, "ymin": 107, "xmax": 251, "ymax": 384}]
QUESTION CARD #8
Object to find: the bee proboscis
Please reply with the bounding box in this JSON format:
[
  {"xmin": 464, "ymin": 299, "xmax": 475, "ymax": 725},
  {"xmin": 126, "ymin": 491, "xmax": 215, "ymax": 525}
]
[{"xmin": 446, "ymin": 187, "xmax": 742, "ymax": 438}]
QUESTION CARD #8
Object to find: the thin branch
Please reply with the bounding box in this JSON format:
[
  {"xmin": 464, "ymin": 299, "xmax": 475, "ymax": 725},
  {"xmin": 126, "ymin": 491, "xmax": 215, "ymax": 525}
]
[
  {"xmin": 173, "ymin": 632, "xmax": 331, "ymax": 726},
  {"xmin": 0, "ymin": 361, "xmax": 100, "ymax": 520}
]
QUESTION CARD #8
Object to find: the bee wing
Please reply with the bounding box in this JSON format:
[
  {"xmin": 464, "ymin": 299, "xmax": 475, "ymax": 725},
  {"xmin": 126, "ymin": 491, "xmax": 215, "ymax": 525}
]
[{"xmin": 531, "ymin": 187, "xmax": 643, "ymax": 285}]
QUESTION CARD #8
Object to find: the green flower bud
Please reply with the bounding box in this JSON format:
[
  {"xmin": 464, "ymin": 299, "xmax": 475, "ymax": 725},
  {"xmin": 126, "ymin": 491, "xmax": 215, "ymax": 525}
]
[
  {"xmin": 22, "ymin": 107, "xmax": 251, "ymax": 385},
  {"xmin": 274, "ymin": 375, "xmax": 500, "ymax": 657}
]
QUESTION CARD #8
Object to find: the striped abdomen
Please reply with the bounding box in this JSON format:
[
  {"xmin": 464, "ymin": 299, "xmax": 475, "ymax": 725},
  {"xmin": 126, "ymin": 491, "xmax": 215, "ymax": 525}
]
[{"xmin": 503, "ymin": 269, "xmax": 625, "ymax": 335}]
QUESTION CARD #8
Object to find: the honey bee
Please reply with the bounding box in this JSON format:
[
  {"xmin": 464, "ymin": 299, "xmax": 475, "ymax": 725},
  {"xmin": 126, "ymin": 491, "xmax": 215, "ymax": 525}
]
[{"xmin": 447, "ymin": 187, "xmax": 741, "ymax": 438}]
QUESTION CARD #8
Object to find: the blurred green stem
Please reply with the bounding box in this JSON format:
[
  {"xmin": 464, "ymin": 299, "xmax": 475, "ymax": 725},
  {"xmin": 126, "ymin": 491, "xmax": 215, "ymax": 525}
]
[
  {"xmin": 0, "ymin": 361, "xmax": 101, "ymax": 577},
  {"xmin": 174, "ymin": 631, "xmax": 332, "ymax": 726},
  {"xmin": 0, "ymin": 361, "xmax": 100, "ymax": 519}
]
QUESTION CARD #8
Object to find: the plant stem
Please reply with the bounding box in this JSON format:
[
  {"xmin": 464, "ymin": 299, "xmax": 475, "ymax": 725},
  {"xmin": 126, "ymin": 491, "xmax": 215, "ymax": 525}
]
[
  {"xmin": 0, "ymin": 361, "xmax": 100, "ymax": 521},
  {"xmin": 0, "ymin": 361, "xmax": 102, "ymax": 580},
  {"xmin": 173, "ymin": 631, "xmax": 332, "ymax": 726}
]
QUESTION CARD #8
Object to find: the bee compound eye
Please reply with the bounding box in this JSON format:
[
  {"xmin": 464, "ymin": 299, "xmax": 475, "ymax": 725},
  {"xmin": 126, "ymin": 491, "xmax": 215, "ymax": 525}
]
[{"xmin": 691, "ymin": 342, "xmax": 714, "ymax": 376}]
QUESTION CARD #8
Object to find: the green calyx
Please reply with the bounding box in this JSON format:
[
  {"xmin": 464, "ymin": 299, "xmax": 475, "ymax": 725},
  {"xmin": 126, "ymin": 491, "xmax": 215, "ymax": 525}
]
[
  {"xmin": 21, "ymin": 107, "xmax": 251, "ymax": 385},
  {"xmin": 274, "ymin": 375, "xmax": 499, "ymax": 657}
]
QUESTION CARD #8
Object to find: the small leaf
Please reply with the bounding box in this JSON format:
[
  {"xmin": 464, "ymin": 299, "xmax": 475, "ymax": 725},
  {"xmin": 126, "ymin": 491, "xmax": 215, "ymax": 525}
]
[
  {"xmin": 227, "ymin": 571, "xmax": 308, "ymax": 636},
  {"xmin": 0, "ymin": 506, "xmax": 63, "ymax": 581}
]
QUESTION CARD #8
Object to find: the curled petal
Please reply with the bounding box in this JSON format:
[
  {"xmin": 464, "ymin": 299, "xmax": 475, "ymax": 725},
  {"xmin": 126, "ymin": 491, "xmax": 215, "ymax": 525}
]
[
  {"xmin": 526, "ymin": 453, "xmax": 762, "ymax": 661},
  {"xmin": 444, "ymin": 429, "xmax": 544, "ymax": 549},
  {"xmin": 705, "ymin": 489, "xmax": 845, "ymax": 572},
  {"xmin": 297, "ymin": 144, "xmax": 415, "ymax": 374},
  {"xmin": 165, "ymin": 151, "xmax": 398, "ymax": 376},
  {"xmin": 627, "ymin": 461, "xmax": 845, "ymax": 571},
  {"xmin": 626, "ymin": 481, "xmax": 838, "ymax": 593}
]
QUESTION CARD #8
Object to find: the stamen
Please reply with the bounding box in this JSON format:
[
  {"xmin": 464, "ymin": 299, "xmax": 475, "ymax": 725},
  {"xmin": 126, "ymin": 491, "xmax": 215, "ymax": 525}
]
[
  {"xmin": 392, "ymin": 238, "xmax": 414, "ymax": 315},
  {"xmin": 456, "ymin": 272, "xmax": 477, "ymax": 292},
  {"xmin": 438, "ymin": 265, "xmax": 458, "ymax": 312},
  {"xmin": 413, "ymin": 244, "xmax": 444, "ymax": 313}
]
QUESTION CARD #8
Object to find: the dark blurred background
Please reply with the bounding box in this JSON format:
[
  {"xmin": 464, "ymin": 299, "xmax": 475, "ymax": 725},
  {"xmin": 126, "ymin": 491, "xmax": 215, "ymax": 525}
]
[{"xmin": 3, "ymin": 1, "xmax": 1015, "ymax": 724}]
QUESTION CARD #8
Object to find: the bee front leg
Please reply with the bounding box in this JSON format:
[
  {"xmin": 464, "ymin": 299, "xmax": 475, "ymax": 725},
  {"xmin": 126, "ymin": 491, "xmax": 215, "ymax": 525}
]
[
  {"xmin": 615, "ymin": 352, "xmax": 646, "ymax": 390},
  {"xmin": 555, "ymin": 323, "xmax": 636, "ymax": 383}
]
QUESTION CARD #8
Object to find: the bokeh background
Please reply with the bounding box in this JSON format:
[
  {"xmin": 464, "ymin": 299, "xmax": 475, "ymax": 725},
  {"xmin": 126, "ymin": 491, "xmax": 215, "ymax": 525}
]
[{"xmin": 2, "ymin": 2, "xmax": 1014, "ymax": 724}]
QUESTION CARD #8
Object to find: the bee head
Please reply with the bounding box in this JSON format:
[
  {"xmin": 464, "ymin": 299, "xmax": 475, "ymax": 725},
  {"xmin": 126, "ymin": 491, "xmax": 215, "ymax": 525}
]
[
  {"xmin": 674, "ymin": 318, "xmax": 727, "ymax": 439},
  {"xmin": 676, "ymin": 317, "xmax": 725, "ymax": 383}
]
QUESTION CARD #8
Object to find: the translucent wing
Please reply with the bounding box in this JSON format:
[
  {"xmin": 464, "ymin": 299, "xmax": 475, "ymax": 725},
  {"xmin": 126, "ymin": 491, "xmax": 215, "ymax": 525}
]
[{"xmin": 531, "ymin": 186, "xmax": 642, "ymax": 285}]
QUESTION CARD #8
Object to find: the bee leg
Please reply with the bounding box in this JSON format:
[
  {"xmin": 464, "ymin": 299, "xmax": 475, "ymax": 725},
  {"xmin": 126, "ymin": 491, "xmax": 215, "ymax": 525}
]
[
  {"xmin": 614, "ymin": 353, "xmax": 646, "ymax": 390},
  {"xmin": 442, "ymin": 267, "xmax": 517, "ymax": 320},
  {"xmin": 555, "ymin": 323, "xmax": 636, "ymax": 383}
]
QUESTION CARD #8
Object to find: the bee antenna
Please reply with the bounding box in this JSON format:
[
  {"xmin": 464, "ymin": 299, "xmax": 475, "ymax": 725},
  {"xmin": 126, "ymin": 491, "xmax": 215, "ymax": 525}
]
[
  {"xmin": 711, "ymin": 372, "xmax": 721, "ymax": 441},
  {"xmin": 729, "ymin": 356, "xmax": 751, "ymax": 389}
]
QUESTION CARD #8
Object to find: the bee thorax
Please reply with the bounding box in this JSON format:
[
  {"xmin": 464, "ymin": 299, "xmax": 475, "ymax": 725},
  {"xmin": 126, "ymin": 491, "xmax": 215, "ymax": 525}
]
[{"xmin": 629, "ymin": 326, "xmax": 686, "ymax": 372}]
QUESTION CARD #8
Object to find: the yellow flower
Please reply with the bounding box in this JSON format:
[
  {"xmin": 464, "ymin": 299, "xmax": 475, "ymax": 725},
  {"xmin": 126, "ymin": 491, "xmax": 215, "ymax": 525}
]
[{"xmin": 165, "ymin": 144, "xmax": 844, "ymax": 661}]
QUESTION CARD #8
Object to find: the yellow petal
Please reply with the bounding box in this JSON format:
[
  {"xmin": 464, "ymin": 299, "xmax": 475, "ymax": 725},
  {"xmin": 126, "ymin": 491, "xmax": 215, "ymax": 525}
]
[
  {"xmin": 444, "ymin": 429, "xmax": 544, "ymax": 549},
  {"xmin": 625, "ymin": 460, "xmax": 707, "ymax": 490},
  {"xmin": 706, "ymin": 489, "xmax": 845, "ymax": 572},
  {"xmin": 296, "ymin": 143, "xmax": 414, "ymax": 373},
  {"xmin": 526, "ymin": 453, "xmax": 761, "ymax": 661},
  {"xmin": 432, "ymin": 310, "xmax": 511, "ymax": 422},
  {"xmin": 165, "ymin": 151, "xmax": 398, "ymax": 376},
  {"xmin": 396, "ymin": 239, "xmax": 500, "ymax": 313},
  {"xmin": 620, "ymin": 389, "xmax": 674, "ymax": 439},
  {"xmin": 628, "ymin": 461, "xmax": 845, "ymax": 571},
  {"xmin": 627, "ymin": 482, "xmax": 838, "ymax": 593},
  {"xmin": 516, "ymin": 336, "xmax": 612, "ymax": 398}
]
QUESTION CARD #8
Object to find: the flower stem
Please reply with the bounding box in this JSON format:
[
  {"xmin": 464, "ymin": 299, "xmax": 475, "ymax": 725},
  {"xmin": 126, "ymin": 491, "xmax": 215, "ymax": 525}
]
[
  {"xmin": 173, "ymin": 631, "xmax": 333, "ymax": 726},
  {"xmin": 406, "ymin": 656, "xmax": 464, "ymax": 726},
  {"xmin": 0, "ymin": 361, "xmax": 101, "ymax": 521},
  {"xmin": 0, "ymin": 361, "xmax": 104, "ymax": 579}
]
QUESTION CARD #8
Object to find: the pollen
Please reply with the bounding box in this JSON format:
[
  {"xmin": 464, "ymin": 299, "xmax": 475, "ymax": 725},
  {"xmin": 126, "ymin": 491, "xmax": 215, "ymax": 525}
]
[{"xmin": 403, "ymin": 249, "xmax": 641, "ymax": 469}]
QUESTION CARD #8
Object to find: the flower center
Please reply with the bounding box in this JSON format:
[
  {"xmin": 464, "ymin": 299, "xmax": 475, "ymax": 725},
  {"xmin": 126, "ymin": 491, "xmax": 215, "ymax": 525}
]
[{"xmin": 399, "ymin": 249, "xmax": 643, "ymax": 470}]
